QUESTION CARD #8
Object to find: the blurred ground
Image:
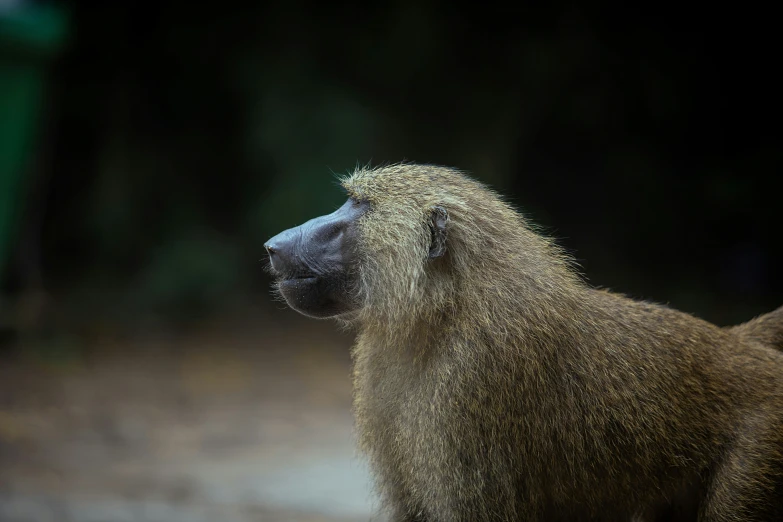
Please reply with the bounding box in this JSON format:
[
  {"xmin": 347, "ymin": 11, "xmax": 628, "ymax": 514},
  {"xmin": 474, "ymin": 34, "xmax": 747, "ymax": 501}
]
[{"xmin": 0, "ymin": 311, "xmax": 378, "ymax": 522}]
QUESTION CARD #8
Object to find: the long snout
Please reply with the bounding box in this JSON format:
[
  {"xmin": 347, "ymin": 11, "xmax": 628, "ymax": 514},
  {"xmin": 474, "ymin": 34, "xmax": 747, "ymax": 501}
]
[
  {"xmin": 264, "ymin": 211, "xmax": 348, "ymax": 278},
  {"xmin": 264, "ymin": 226, "xmax": 304, "ymax": 276},
  {"xmin": 264, "ymin": 198, "xmax": 369, "ymax": 282}
]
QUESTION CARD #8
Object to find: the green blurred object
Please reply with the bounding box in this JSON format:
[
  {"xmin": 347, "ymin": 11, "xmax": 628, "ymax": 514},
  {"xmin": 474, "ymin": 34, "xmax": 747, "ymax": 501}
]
[{"xmin": 0, "ymin": 3, "xmax": 66, "ymax": 281}]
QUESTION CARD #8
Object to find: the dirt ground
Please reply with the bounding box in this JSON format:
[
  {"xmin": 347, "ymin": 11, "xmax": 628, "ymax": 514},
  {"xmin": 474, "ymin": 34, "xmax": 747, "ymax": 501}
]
[{"xmin": 0, "ymin": 311, "xmax": 381, "ymax": 522}]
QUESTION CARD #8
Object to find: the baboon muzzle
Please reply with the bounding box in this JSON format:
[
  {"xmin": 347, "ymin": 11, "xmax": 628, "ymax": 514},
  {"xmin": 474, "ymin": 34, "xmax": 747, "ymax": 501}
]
[
  {"xmin": 264, "ymin": 198, "xmax": 368, "ymax": 318},
  {"xmin": 264, "ymin": 225, "xmax": 316, "ymax": 280}
]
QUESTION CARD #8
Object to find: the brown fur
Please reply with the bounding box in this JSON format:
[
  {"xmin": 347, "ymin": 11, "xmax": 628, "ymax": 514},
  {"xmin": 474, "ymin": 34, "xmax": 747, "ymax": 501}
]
[{"xmin": 338, "ymin": 164, "xmax": 783, "ymax": 521}]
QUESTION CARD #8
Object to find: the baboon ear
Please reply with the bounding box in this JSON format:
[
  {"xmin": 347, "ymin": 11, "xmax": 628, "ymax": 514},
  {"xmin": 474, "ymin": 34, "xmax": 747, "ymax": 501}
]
[{"xmin": 428, "ymin": 206, "xmax": 449, "ymax": 259}]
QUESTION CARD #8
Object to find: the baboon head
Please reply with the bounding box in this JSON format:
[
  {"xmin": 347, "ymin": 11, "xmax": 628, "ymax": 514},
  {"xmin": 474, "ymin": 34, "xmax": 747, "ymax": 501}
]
[
  {"xmin": 264, "ymin": 165, "xmax": 459, "ymax": 320},
  {"xmin": 265, "ymin": 164, "xmax": 554, "ymax": 324}
]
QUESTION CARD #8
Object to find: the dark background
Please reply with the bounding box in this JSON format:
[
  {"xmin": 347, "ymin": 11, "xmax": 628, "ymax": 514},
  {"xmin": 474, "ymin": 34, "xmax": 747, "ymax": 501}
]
[
  {"xmin": 1, "ymin": 2, "xmax": 781, "ymax": 521},
  {"xmin": 8, "ymin": 3, "xmax": 783, "ymax": 330}
]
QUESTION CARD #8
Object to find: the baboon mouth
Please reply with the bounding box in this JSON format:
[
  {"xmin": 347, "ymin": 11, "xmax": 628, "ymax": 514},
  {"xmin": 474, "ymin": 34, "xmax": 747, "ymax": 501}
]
[
  {"xmin": 274, "ymin": 269, "xmax": 318, "ymax": 282},
  {"xmin": 280, "ymin": 275, "xmax": 318, "ymax": 284}
]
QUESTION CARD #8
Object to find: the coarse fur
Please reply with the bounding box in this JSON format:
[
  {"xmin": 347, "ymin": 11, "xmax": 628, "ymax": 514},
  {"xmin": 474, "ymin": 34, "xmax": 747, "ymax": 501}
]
[{"xmin": 334, "ymin": 164, "xmax": 783, "ymax": 522}]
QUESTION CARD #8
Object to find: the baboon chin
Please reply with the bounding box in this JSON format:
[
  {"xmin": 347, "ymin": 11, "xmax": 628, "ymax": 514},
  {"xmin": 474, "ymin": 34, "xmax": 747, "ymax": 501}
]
[{"xmin": 265, "ymin": 164, "xmax": 783, "ymax": 522}]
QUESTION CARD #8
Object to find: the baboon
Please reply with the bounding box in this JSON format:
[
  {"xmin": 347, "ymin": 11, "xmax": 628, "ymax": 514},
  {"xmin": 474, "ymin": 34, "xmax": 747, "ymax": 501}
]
[{"xmin": 264, "ymin": 164, "xmax": 783, "ymax": 522}]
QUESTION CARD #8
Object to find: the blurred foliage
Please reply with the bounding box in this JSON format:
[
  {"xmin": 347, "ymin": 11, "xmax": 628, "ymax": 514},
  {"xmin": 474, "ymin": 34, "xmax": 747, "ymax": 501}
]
[
  {"xmin": 1, "ymin": 2, "xmax": 780, "ymax": 332},
  {"xmin": 133, "ymin": 234, "xmax": 242, "ymax": 319},
  {"xmin": 0, "ymin": 3, "xmax": 67, "ymax": 281}
]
